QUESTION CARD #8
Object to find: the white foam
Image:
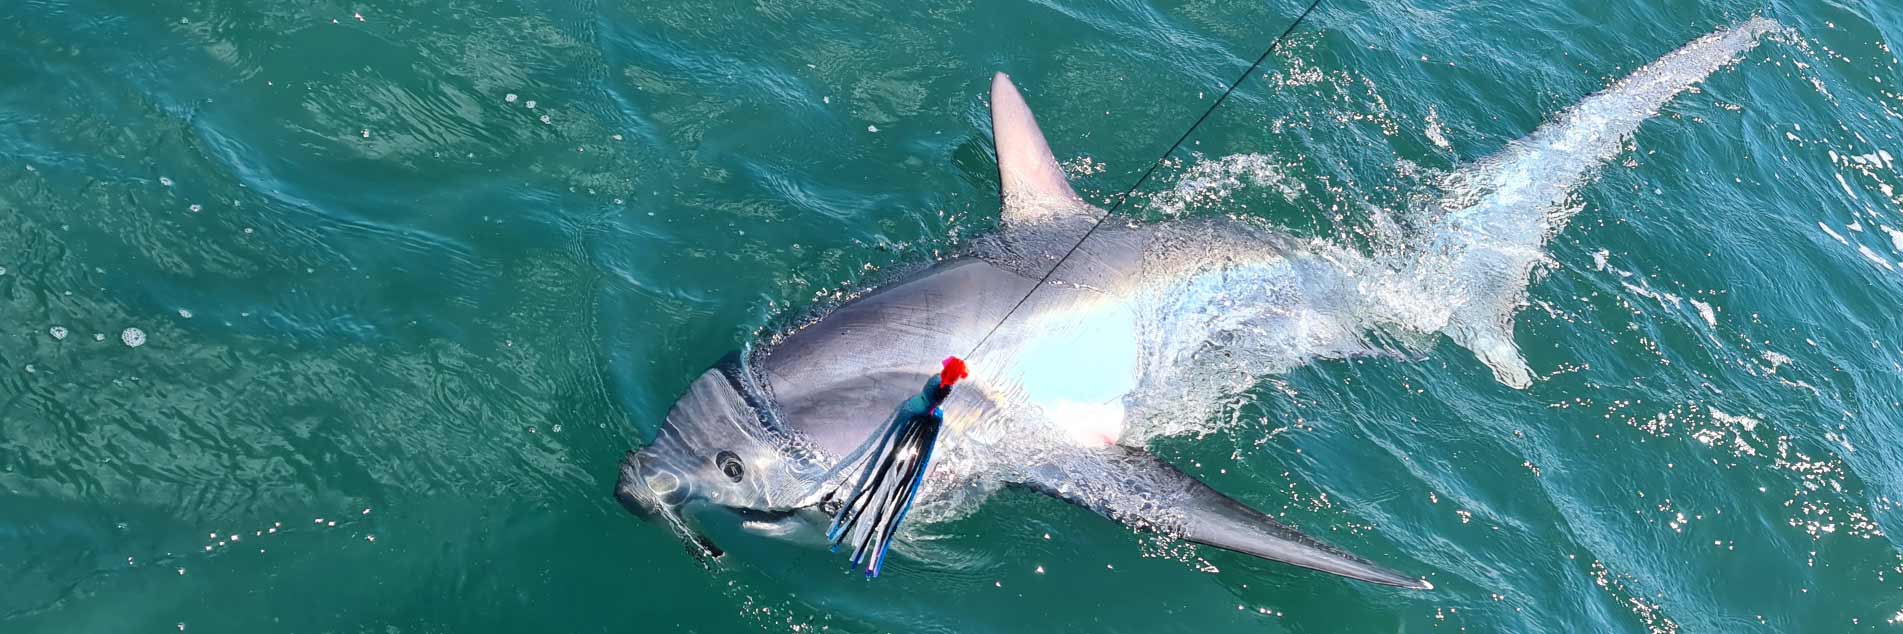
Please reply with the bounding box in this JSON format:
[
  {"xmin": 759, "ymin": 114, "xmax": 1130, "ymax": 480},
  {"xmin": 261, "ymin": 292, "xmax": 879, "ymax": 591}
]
[
  {"xmin": 1424, "ymin": 106, "xmax": 1452, "ymax": 149},
  {"xmin": 1689, "ymin": 300, "xmax": 1717, "ymax": 327},
  {"xmin": 1623, "ymin": 282, "xmax": 1682, "ymax": 309},
  {"xmin": 1857, "ymin": 244, "xmax": 1895, "ymax": 270},
  {"xmin": 1836, "ymin": 173, "xmax": 1859, "ymax": 199},
  {"xmin": 1711, "ymin": 408, "xmax": 1759, "ymax": 431},
  {"xmin": 1761, "ymin": 351, "xmax": 1792, "ymax": 372},
  {"xmin": 1881, "ymin": 225, "xmax": 1903, "ymax": 251},
  {"xmin": 1148, "ymin": 154, "xmax": 1304, "ymax": 217},
  {"xmin": 1819, "ymin": 222, "xmax": 1848, "ymax": 244}
]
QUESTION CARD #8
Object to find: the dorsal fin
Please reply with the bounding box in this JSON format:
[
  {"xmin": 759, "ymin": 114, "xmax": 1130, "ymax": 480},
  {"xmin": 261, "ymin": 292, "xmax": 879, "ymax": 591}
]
[{"xmin": 990, "ymin": 73, "xmax": 1088, "ymax": 227}]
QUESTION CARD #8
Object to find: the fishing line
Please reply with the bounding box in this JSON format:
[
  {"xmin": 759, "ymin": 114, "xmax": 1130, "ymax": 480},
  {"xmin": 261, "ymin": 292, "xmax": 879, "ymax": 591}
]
[{"xmin": 960, "ymin": 0, "xmax": 1325, "ymax": 362}]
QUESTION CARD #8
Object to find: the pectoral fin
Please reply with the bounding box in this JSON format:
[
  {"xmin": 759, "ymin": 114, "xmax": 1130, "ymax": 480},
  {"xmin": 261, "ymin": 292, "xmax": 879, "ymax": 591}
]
[{"xmin": 1012, "ymin": 445, "xmax": 1430, "ymax": 589}]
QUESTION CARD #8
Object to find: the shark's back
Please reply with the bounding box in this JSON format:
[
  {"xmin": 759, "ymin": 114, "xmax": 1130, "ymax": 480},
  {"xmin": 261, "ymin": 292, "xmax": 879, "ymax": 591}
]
[{"xmin": 754, "ymin": 257, "xmax": 1035, "ymax": 455}]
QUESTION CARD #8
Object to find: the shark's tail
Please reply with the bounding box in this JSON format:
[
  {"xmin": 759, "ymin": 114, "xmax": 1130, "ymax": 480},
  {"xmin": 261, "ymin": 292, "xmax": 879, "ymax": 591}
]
[{"xmin": 1396, "ymin": 18, "xmax": 1778, "ymax": 388}]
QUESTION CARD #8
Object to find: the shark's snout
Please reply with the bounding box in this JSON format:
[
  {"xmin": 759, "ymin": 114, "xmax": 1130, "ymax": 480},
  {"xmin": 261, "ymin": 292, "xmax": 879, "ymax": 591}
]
[
  {"xmin": 618, "ymin": 450, "xmax": 728, "ymax": 558},
  {"xmin": 615, "ymin": 450, "xmax": 688, "ymax": 521}
]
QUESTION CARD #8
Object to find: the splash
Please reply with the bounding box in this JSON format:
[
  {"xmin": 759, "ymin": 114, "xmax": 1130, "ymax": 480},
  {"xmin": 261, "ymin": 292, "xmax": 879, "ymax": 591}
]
[
  {"xmin": 1146, "ymin": 154, "xmax": 1307, "ymax": 217},
  {"xmin": 1126, "ymin": 18, "xmax": 1781, "ymax": 433}
]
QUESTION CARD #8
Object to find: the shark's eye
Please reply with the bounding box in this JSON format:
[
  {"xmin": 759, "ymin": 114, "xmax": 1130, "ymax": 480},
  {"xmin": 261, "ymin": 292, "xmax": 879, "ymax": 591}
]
[{"xmin": 715, "ymin": 451, "xmax": 745, "ymax": 482}]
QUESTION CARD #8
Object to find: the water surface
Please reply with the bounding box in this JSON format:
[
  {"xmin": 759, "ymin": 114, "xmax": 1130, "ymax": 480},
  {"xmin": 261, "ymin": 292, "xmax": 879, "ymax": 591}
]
[{"xmin": 3, "ymin": 0, "xmax": 1902, "ymax": 632}]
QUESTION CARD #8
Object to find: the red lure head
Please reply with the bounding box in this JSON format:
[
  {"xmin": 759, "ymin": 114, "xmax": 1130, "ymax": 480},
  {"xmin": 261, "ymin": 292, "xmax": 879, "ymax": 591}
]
[{"xmin": 939, "ymin": 356, "xmax": 968, "ymax": 388}]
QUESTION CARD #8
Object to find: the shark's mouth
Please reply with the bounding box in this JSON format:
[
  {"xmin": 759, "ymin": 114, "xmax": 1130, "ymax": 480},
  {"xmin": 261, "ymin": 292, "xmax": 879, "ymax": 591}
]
[
  {"xmin": 617, "ymin": 351, "xmax": 842, "ymax": 560},
  {"xmin": 614, "ymin": 450, "xmax": 720, "ymax": 557}
]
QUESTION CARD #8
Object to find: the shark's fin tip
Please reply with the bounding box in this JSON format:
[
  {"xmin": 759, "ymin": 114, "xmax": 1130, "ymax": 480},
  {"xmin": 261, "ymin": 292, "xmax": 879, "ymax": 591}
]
[{"xmin": 989, "ymin": 72, "xmax": 1087, "ymax": 228}]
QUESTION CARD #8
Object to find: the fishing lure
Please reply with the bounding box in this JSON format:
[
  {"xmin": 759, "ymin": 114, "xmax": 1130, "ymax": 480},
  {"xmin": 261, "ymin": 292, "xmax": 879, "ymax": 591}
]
[{"xmin": 826, "ymin": 356, "xmax": 967, "ymax": 577}]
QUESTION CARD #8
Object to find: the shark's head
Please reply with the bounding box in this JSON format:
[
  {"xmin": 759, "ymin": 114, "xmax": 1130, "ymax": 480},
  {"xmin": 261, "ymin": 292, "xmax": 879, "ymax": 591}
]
[{"xmin": 617, "ymin": 361, "xmax": 823, "ymax": 555}]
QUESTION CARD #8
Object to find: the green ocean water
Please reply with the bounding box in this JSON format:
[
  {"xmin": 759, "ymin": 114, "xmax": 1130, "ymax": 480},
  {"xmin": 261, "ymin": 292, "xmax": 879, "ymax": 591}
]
[{"xmin": 5, "ymin": 0, "xmax": 1903, "ymax": 632}]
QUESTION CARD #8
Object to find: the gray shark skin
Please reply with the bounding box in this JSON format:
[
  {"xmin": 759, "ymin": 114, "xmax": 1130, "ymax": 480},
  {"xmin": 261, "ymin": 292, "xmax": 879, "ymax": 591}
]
[{"xmin": 617, "ymin": 19, "xmax": 1776, "ymax": 590}]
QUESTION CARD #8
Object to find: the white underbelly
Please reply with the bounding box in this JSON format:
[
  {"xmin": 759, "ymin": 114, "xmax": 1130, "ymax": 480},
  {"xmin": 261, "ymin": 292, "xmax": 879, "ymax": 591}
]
[
  {"xmin": 983, "ymin": 254, "xmax": 1361, "ymax": 448},
  {"xmin": 1008, "ymin": 297, "xmax": 1141, "ymax": 447}
]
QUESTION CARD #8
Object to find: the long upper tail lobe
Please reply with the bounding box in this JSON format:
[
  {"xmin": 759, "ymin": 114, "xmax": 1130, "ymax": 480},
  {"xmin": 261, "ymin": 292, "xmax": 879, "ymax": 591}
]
[{"xmin": 1404, "ymin": 19, "xmax": 1778, "ymax": 387}]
